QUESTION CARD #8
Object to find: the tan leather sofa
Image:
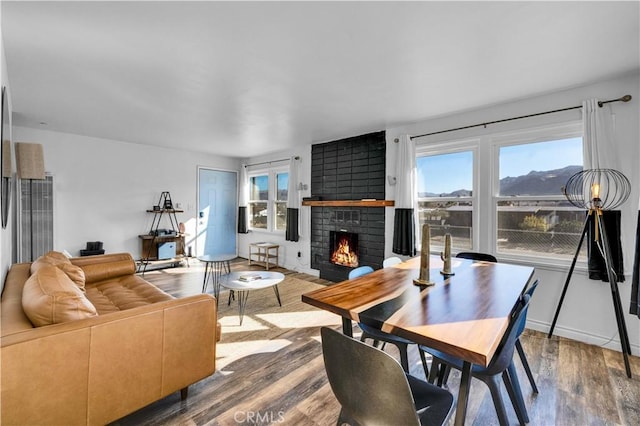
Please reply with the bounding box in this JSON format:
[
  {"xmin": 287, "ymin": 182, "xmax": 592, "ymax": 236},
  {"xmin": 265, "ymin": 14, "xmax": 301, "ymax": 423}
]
[{"xmin": 1, "ymin": 252, "xmax": 218, "ymax": 425}]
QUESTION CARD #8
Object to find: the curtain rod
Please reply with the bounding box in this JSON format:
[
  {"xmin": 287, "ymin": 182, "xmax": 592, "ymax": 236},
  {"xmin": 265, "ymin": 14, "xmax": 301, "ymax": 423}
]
[
  {"xmin": 403, "ymin": 94, "xmax": 632, "ymax": 141},
  {"xmin": 245, "ymin": 156, "xmax": 300, "ymax": 168}
]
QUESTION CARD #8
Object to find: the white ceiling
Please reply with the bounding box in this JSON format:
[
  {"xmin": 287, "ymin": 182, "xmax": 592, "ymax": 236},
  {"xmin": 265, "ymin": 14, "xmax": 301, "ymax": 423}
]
[{"xmin": 2, "ymin": 1, "xmax": 639, "ymax": 158}]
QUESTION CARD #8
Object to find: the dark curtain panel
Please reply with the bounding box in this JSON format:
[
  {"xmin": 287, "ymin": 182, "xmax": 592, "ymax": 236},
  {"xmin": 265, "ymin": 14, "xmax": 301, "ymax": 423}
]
[
  {"xmin": 286, "ymin": 208, "xmax": 299, "ymax": 242},
  {"xmin": 588, "ymin": 210, "xmax": 624, "ymax": 282},
  {"xmin": 630, "ymin": 210, "xmax": 640, "ymax": 317},
  {"xmin": 237, "ymin": 206, "xmax": 248, "ymax": 234},
  {"xmin": 392, "ymin": 208, "xmax": 416, "ymax": 256}
]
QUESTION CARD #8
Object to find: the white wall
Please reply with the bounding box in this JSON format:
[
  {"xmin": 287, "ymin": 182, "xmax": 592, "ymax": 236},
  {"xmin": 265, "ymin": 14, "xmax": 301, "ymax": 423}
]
[
  {"xmin": 384, "ymin": 71, "xmax": 640, "ymax": 353},
  {"xmin": 12, "ymin": 126, "xmax": 240, "ymax": 258},
  {"xmin": 0, "ymin": 25, "xmax": 14, "ymax": 287}
]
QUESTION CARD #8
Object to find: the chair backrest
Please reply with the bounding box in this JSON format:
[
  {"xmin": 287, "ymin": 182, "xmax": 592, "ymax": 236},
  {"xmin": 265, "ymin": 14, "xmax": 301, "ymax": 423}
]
[
  {"xmin": 485, "ymin": 294, "xmax": 531, "ymax": 375},
  {"xmin": 515, "ymin": 280, "xmax": 539, "ymax": 337},
  {"xmin": 383, "ymin": 256, "xmax": 402, "ymax": 268},
  {"xmin": 456, "ymin": 251, "xmax": 498, "ymax": 263},
  {"xmin": 348, "ymin": 265, "xmax": 374, "ymax": 279},
  {"xmin": 320, "ymin": 327, "xmax": 421, "ymax": 426}
]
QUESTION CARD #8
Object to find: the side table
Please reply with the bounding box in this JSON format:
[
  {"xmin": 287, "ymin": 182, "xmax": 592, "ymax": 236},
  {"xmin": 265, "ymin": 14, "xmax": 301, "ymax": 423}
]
[
  {"xmin": 248, "ymin": 242, "xmax": 279, "ymax": 270},
  {"xmin": 198, "ymin": 254, "xmax": 237, "ymax": 305}
]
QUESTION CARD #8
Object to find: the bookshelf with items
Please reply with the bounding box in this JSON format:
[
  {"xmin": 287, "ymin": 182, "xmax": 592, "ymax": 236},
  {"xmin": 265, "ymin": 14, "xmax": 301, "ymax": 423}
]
[{"xmin": 138, "ymin": 191, "xmax": 187, "ymax": 274}]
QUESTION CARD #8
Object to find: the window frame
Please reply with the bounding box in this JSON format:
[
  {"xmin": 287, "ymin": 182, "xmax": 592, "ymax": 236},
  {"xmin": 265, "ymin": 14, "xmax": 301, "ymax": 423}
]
[
  {"xmin": 247, "ymin": 165, "xmax": 289, "ymax": 234},
  {"xmin": 416, "ymin": 139, "xmax": 479, "ymax": 252},
  {"xmin": 415, "ymin": 120, "xmax": 584, "ymax": 268},
  {"xmin": 490, "ymin": 122, "xmax": 583, "ymax": 264}
]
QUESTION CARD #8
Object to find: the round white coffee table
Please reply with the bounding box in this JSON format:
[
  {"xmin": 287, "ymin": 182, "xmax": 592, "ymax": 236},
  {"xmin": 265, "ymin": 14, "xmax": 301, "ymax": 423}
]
[
  {"xmin": 221, "ymin": 271, "xmax": 284, "ymax": 325},
  {"xmin": 198, "ymin": 254, "xmax": 237, "ymax": 305}
]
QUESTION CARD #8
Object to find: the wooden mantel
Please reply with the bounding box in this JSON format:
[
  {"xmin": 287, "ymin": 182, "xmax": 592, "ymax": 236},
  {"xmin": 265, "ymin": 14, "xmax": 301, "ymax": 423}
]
[{"xmin": 301, "ymin": 199, "xmax": 395, "ymax": 207}]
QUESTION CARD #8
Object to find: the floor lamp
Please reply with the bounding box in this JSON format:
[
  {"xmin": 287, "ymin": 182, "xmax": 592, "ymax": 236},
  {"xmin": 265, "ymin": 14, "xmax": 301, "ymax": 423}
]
[
  {"xmin": 15, "ymin": 142, "xmax": 45, "ymax": 261},
  {"xmin": 548, "ymin": 168, "xmax": 633, "ymax": 378}
]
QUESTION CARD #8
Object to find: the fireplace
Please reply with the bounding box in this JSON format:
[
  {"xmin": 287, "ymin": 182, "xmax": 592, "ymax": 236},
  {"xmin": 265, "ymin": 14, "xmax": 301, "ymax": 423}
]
[
  {"xmin": 310, "ymin": 131, "xmax": 386, "ymax": 282},
  {"xmin": 330, "ymin": 231, "xmax": 359, "ymax": 268}
]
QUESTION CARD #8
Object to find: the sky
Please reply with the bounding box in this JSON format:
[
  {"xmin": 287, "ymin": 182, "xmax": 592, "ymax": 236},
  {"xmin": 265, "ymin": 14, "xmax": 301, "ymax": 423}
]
[{"xmin": 417, "ymin": 137, "xmax": 583, "ymax": 194}]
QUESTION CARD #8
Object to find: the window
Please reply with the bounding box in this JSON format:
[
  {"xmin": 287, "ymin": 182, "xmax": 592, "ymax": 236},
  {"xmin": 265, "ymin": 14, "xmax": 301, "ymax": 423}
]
[
  {"xmin": 496, "ymin": 136, "xmax": 585, "ymax": 260},
  {"xmin": 415, "ymin": 122, "xmax": 584, "ymax": 263},
  {"xmin": 248, "ymin": 167, "xmax": 288, "ymax": 232},
  {"xmin": 416, "ymin": 149, "xmax": 475, "ymax": 251}
]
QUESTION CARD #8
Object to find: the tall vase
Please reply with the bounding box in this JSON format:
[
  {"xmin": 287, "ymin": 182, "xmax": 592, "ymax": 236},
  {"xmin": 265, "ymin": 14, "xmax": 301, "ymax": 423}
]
[
  {"xmin": 414, "ymin": 223, "xmax": 435, "ymax": 286},
  {"xmin": 440, "ymin": 233, "xmax": 454, "ymax": 276}
]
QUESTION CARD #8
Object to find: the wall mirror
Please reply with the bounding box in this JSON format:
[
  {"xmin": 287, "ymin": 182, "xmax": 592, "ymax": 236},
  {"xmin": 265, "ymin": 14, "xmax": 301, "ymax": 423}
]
[{"xmin": 1, "ymin": 86, "xmax": 12, "ymax": 229}]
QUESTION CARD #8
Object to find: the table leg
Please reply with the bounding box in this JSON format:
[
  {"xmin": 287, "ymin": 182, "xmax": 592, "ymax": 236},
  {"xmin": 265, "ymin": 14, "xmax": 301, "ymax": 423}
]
[
  {"xmin": 341, "ymin": 318, "xmax": 353, "ymax": 337},
  {"xmin": 237, "ymin": 290, "xmax": 250, "ymax": 325},
  {"xmin": 273, "ymin": 284, "xmax": 282, "ymax": 306},
  {"xmin": 201, "ymin": 262, "xmax": 211, "ymax": 293},
  {"xmin": 211, "ymin": 261, "xmax": 224, "ymax": 306},
  {"xmin": 454, "ymin": 361, "xmax": 472, "ymax": 426}
]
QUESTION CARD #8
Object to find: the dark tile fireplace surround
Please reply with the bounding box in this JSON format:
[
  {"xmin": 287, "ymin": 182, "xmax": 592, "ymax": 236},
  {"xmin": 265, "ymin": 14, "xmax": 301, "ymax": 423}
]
[{"xmin": 310, "ymin": 131, "xmax": 386, "ymax": 282}]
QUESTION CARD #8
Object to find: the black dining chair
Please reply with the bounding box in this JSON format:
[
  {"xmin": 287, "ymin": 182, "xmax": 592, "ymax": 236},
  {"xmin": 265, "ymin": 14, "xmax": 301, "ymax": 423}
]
[
  {"xmin": 424, "ymin": 294, "xmax": 532, "ymax": 426},
  {"xmin": 321, "ymin": 327, "xmax": 454, "ymax": 426},
  {"xmin": 515, "ymin": 280, "xmax": 540, "ymax": 393},
  {"xmin": 455, "ymin": 252, "xmax": 539, "ymax": 393},
  {"xmin": 456, "ymin": 251, "xmax": 498, "ymax": 263},
  {"xmin": 349, "ymin": 265, "xmax": 430, "ymax": 378}
]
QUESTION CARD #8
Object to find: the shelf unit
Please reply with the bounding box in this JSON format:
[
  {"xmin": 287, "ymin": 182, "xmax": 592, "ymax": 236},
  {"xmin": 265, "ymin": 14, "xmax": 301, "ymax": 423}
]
[{"xmin": 138, "ymin": 192, "xmax": 187, "ymax": 274}]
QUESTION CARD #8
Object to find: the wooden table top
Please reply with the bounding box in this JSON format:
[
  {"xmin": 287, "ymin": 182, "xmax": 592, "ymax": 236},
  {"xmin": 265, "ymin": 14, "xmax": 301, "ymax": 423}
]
[{"xmin": 302, "ymin": 256, "xmax": 534, "ymax": 366}]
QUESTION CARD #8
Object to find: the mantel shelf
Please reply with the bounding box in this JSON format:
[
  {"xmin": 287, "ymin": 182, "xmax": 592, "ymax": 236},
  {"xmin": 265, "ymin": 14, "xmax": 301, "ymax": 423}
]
[{"xmin": 301, "ymin": 200, "xmax": 395, "ymax": 207}]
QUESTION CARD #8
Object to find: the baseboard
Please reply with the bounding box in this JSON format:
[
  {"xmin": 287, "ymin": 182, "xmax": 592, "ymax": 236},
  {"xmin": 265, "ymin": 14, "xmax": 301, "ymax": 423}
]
[{"xmin": 527, "ymin": 318, "xmax": 640, "ymax": 354}]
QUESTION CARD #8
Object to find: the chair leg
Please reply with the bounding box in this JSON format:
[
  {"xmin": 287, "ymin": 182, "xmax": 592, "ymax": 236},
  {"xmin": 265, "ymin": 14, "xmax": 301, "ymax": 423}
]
[
  {"xmin": 428, "ymin": 359, "xmax": 438, "ymax": 384},
  {"xmin": 180, "ymin": 386, "xmax": 189, "ymax": 401},
  {"xmin": 516, "ymin": 339, "xmax": 539, "ymax": 394},
  {"xmin": 484, "ymin": 376, "xmax": 511, "ymax": 426},
  {"xmin": 395, "ymin": 342, "xmax": 410, "ymax": 373},
  {"xmin": 418, "ymin": 348, "xmax": 430, "ymax": 380},
  {"xmin": 506, "ymin": 361, "xmax": 530, "ymax": 424}
]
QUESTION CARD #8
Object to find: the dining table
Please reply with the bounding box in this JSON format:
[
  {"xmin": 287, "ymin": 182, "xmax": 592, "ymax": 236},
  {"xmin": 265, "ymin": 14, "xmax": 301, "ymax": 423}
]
[{"xmin": 302, "ymin": 255, "xmax": 535, "ymax": 426}]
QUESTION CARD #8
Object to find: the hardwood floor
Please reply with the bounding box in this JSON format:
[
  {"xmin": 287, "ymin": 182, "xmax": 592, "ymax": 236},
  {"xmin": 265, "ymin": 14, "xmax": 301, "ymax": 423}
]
[{"xmin": 112, "ymin": 259, "xmax": 640, "ymax": 426}]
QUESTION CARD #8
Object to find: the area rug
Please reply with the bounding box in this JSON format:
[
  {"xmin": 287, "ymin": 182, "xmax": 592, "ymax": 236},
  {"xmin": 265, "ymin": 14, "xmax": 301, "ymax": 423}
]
[{"xmin": 214, "ymin": 276, "xmax": 342, "ymax": 370}]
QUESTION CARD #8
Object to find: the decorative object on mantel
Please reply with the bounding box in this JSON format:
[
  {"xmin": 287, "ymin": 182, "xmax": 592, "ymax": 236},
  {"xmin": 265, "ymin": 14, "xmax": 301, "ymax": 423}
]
[
  {"xmin": 414, "ymin": 224, "xmax": 434, "ymax": 287},
  {"xmin": 548, "ymin": 168, "xmax": 633, "ymax": 378},
  {"xmin": 440, "ymin": 233, "xmax": 454, "ymax": 276},
  {"xmin": 15, "ymin": 142, "xmax": 46, "ymax": 261}
]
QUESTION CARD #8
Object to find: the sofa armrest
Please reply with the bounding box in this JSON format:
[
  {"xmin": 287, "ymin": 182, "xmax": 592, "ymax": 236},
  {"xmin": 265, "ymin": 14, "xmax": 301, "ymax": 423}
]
[{"xmin": 1, "ymin": 294, "xmax": 217, "ymax": 426}]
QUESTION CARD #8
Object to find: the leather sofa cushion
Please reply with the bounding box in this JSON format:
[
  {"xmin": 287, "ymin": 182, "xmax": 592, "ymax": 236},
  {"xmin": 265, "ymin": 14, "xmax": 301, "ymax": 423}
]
[
  {"xmin": 22, "ymin": 265, "xmax": 98, "ymax": 327},
  {"xmin": 85, "ymin": 274, "xmax": 174, "ymax": 314},
  {"xmin": 30, "ymin": 251, "xmax": 86, "ymax": 291}
]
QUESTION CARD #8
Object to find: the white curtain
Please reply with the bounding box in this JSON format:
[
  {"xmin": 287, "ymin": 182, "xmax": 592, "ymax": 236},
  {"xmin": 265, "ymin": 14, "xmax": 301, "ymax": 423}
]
[
  {"xmin": 395, "ymin": 134, "xmax": 416, "ymax": 209},
  {"xmin": 287, "ymin": 156, "xmax": 300, "ymax": 208},
  {"xmin": 582, "ymin": 99, "xmax": 617, "ymax": 170},
  {"xmin": 392, "ymin": 134, "xmax": 417, "ymax": 255},
  {"xmin": 237, "ymin": 164, "xmax": 249, "ymax": 233},
  {"xmin": 286, "ymin": 156, "xmax": 300, "ymax": 241},
  {"xmin": 239, "ymin": 164, "xmax": 248, "ymax": 206}
]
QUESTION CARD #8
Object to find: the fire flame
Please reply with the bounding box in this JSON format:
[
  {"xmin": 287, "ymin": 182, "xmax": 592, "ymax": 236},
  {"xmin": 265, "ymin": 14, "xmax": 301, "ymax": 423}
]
[{"xmin": 331, "ymin": 237, "xmax": 359, "ymax": 267}]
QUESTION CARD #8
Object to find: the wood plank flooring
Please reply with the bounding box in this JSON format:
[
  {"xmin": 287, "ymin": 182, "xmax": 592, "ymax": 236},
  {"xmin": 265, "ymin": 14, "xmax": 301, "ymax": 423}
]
[{"xmin": 111, "ymin": 259, "xmax": 640, "ymax": 426}]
